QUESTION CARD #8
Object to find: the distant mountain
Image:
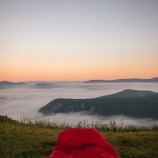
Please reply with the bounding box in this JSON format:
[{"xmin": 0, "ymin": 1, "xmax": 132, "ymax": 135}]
[
  {"xmin": 32, "ymin": 83, "xmax": 59, "ymax": 89},
  {"xmin": 0, "ymin": 81, "xmax": 24, "ymax": 89},
  {"xmin": 39, "ymin": 89, "xmax": 158, "ymax": 119},
  {"xmin": 84, "ymin": 77, "xmax": 158, "ymax": 83}
]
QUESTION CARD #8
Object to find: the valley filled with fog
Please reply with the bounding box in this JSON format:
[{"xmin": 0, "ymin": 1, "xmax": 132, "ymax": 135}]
[{"xmin": 0, "ymin": 82, "xmax": 158, "ymax": 126}]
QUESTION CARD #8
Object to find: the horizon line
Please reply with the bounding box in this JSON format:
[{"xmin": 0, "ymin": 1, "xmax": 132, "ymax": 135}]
[{"xmin": 1, "ymin": 76, "xmax": 158, "ymax": 83}]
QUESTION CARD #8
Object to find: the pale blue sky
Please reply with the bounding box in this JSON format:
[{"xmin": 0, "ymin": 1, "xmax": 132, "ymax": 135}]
[{"xmin": 0, "ymin": 0, "xmax": 158, "ymax": 81}]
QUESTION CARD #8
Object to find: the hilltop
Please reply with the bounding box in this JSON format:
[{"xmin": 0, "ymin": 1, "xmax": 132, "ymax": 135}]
[
  {"xmin": 99, "ymin": 89, "xmax": 157, "ymax": 98},
  {"xmin": 39, "ymin": 89, "xmax": 158, "ymax": 119}
]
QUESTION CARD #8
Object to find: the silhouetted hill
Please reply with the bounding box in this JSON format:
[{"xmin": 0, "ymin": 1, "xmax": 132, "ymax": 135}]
[
  {"xmin": 39, "ymin": 90, "xmax": 158, "ymax": 119},
  {"xmin": 84, "ymin": 77, "xmax": 158, "ymax": 83},
  {"xmin": 32, "ymin": 83, "xmax": 59, "ymax": 89},
  {"xmin": 0, "ymin": 81, "xmax": 24, "ymax": 89}
]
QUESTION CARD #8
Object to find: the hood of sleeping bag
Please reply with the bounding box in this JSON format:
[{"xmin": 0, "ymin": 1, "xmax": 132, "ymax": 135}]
[{"xmin": 46, "ymin": 128, "xmax": 119, "ymax": 158}]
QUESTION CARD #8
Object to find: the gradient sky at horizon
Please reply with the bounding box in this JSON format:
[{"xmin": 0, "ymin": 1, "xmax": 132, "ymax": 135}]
[{"xmin": 0, "ymin": 0, "xmax": 158, "ymax": 81}]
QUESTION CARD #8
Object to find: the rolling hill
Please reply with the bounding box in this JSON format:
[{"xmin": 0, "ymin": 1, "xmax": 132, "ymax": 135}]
[
  {"xmin": 0, "ymin": 81, "xmax": 24, "ymax": 89},
  {"xmin": 39, "ymin": 89, "xmax": 158, "ymax": 119}
]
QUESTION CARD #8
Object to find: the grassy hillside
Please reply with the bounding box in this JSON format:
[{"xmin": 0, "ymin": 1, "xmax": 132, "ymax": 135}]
[{"xmin": 0, "ymin": 115, "xmax": 158, "ymax": 158}]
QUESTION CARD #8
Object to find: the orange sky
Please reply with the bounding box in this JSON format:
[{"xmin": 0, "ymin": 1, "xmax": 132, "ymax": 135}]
[
  {"xmin": 1, "ymin": 50, "xmax": 157, "ymax": 81},
  {"xmin": 0, "ymin": 1, "xmax": 158, "ymax": 82}
]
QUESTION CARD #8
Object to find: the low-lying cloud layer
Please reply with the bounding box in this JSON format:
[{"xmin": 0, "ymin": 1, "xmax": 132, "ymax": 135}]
[{"xmin": 0, "ymin": 82, "xmax": 158, "ymax": 126}]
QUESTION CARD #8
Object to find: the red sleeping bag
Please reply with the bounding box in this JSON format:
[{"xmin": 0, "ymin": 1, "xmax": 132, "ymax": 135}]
[{"xmin": 46, "ymin": 128, "xmax": 119, "ymax": 158}]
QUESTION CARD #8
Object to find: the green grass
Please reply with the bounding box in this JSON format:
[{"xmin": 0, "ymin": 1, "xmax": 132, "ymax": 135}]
[{"xmin": 0, "ymin": 115, "xmax": 158, "ymax": 158}]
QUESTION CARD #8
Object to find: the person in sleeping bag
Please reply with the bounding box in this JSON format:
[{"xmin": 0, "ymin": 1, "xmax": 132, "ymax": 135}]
[{"xmin": 46, "ymin": 128, "xmax": 119, "ymax": 158}]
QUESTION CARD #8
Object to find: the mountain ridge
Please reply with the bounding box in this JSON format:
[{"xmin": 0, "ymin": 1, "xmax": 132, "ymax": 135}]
[
  {"xmin": 39, "ymin": 89, "xmax": 158, "ymax": 119},
  {"xmin": 84, "ymin": 77, "xmax": 158, "ymax": 83},
  {"xmin": 0, "ymin": 81, "xmax": 24, "ymax": 89}
]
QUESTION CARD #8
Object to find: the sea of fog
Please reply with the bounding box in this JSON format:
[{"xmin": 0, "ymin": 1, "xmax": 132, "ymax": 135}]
[{"xmin": 0, "ymin": 82, "xmax": 158, "ymax": 126}]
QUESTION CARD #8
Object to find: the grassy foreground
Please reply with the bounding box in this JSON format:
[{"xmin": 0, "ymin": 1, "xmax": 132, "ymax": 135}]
[{"xmin": 0, "ymin": 115, "xmax": 158, "ymax": 158}]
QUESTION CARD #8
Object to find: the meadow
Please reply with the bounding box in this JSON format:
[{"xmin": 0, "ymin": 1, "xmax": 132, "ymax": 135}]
[{"xmin": 1, "ymin": 115, "xmax": 158, "ymax": 158}]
